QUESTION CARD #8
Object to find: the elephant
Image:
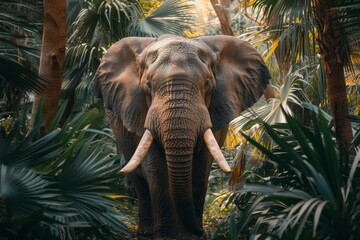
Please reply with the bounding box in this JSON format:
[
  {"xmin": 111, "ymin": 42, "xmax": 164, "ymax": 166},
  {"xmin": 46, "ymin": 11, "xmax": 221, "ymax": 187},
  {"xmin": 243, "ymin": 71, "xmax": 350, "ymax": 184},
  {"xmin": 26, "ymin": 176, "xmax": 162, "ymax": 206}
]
[{"xmin": 92, "ymin": 34, "xmax": 271, "ymax": 239}]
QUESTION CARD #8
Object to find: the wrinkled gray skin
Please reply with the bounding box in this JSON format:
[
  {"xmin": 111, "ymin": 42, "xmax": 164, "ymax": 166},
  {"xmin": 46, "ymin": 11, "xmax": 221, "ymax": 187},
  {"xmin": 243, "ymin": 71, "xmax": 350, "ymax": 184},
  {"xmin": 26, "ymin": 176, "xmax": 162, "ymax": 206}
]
[{"xmin": 93, "ymin": 35, "xmax": 271, "ymax": 239}]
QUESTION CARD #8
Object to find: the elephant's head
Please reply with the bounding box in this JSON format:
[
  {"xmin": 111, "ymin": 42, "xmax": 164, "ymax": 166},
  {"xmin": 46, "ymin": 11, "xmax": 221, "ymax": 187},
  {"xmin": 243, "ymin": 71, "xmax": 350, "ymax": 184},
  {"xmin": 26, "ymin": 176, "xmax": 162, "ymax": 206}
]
[{"xmin": 93, "ymin": 35, "xmax": 270, "ymax": 235}]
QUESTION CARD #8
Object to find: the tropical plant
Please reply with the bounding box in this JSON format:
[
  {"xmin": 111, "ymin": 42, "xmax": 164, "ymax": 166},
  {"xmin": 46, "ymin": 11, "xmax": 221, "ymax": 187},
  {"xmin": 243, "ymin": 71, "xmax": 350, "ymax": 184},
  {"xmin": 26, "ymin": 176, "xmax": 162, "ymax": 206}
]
[
  {"xmin": 350, "ymin": 114, "xmax": 360, "ymax": 149},
  {"xmin": 0, "ymin": 0, "xmax": 43, "ymax": 112},
  {"xmin": 0, "ymin": 103, "xmax": 130, "ymax": 239},
  {"xmin": 129, "ymin": 0, "xmax": 195, "ymax": 37},
  {"xmin": 220, "ymin": 107, "xmax": 360, "ymax": 239},
  {"xmin": 228, "ymin": 69, "xmax": 310, "ymax": 183},
  {"xmin": 239, "ymin": 0, "xmax": 360, "ymax": 151}
]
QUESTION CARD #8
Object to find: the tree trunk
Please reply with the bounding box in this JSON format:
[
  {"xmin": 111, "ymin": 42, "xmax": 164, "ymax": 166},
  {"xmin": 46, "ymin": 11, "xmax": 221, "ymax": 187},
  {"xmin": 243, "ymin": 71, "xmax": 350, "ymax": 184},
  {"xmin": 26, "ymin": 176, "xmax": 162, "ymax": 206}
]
[
  {"xmin": 210, "ymin": 0, "xmax": 234, "ymax": 36},
  {"xmin": 31, "ymin": 0, "xmax": 66, "ymax": 132},
  {"xmin": 314, "ymin": 0, "xmax": 353, "ymax": 152}
]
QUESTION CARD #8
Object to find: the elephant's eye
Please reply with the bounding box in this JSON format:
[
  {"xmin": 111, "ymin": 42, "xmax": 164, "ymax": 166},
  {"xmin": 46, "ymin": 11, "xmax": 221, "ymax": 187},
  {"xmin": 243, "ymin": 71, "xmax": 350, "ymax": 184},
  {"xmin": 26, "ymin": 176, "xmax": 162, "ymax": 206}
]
[
  {"xmin": 205, "ymin": 79, "xmax": 210, "ymax": 88},
  {"xmin": 205, "ymin": 79, "xmax": 212, "ymax": 89},
  {"xmin": 205, "ymin": 78, "xmax": 215, "ymax": 93},
  {"xmin": 145, "ymin": 80, "xmax": 151, "ymax": 93}
]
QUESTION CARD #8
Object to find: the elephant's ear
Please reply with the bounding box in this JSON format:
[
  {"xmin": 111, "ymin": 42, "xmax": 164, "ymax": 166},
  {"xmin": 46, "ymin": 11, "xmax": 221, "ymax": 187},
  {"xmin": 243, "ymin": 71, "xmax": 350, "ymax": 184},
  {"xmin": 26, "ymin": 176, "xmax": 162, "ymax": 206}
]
[
  {"xmin": 198, "ymin": 35, "xmax": 271, "ymax": 131},
  {"xmin": 92, "ymin": 37, "xmax": 156, "ymax": 136}
]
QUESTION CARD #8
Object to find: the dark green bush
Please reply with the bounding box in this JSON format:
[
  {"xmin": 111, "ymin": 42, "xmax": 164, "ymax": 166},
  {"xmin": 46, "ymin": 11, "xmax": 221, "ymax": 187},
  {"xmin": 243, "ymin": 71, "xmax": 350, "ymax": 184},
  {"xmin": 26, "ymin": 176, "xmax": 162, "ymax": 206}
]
[{"xmin": 221, "ymin": 109, "xmax": 360, "ymax": 240}]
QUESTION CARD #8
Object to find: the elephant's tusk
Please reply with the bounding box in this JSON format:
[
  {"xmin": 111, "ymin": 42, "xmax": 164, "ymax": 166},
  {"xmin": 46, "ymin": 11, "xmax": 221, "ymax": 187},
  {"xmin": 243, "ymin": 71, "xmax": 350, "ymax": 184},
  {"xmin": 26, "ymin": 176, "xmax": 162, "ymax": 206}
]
[
  {"xmin": 120, "ymin": 129, "xmax": 153, "ymax": 173},
  {"xmin": 203, "ymin": 129, "xmax": 231, "ymax": 173}
]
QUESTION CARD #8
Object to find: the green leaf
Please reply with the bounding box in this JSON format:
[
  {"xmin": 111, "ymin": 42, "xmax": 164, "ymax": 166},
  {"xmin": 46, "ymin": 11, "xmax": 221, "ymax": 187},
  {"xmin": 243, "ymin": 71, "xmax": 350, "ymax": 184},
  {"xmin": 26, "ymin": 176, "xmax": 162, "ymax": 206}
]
[
  {"xmin": 294, "ymin": 199, "xmax": 320, "ymax": 240},
  {"xmin": 313, "ymin": 200, "xmax": 328, "ymax": 237},
  {"xmin": 129, "ymin": 0, "xmax": 195, "ymax": 37}
]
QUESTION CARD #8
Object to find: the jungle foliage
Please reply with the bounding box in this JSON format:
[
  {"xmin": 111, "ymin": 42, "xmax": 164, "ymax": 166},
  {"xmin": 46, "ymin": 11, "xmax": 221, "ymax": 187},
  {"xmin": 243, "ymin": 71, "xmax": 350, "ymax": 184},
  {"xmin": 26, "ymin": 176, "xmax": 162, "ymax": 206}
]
[
  {"xmin": 212, "ymin": 108, "xmax": 360, "ymax": 239},
  {"xmin": 0, "ymin": 102, "xmax": 130, "ymax": 239},
  {"xmin": 0, "ymin": 0, "xmax": 359, "ymax": 239}
]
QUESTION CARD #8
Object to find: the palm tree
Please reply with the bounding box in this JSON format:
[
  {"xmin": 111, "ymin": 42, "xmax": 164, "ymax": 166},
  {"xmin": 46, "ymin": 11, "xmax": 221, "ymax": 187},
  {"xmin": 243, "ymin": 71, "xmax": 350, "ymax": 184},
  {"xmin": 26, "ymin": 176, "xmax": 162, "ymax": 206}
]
[
  {"xmin": 31, "ymin": 0, "xmax": 66, "ymax": 133},
  {"xmin": 241, "ymin": 0, "xmax": 360, "ymax": 152},
  {"xmin": 313, "ymin": 0, "xmax": 356, "ymax": 152}
]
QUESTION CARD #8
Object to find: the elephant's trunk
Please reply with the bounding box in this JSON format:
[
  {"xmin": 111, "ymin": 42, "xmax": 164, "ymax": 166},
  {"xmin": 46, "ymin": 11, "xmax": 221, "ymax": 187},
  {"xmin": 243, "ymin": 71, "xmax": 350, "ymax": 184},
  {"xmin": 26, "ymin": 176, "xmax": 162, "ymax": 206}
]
[
  {"xmin": 156, "ymin": 80, "xmax": 205, "ymax": 235},
  {"xmin": 162, "ymin": 123, "xmax": 202, "ymax": 235}
]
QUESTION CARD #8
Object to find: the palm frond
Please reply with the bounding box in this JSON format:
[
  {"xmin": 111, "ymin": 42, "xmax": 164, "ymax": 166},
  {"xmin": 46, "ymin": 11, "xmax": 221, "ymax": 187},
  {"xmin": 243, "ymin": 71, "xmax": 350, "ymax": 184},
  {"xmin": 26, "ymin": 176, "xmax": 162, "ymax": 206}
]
[
  {"xmin": 0, "ymin": 106, "xmax": 129, "ymax": 239},
  {"xmin": 228, "ymin": 71, "xmax": 309, "ymax": 185},
  {"xmin": 63, "ymin": 43, "xmax": 105, "ymax": 98},
  {"xmin": 334, "ymin": 0, "xmax": 360, "ymax": 39},
  {"xmin": 349, "ymin": 114, "xmax": 360, "ymax": 148},
  {"xmin": 249, "ymin": 0, "xmax": 360, "ymax": 72},
  {"xmin": 333, "ymin": 0, "xmax": 360, "ymax": 70},
  {"xmin": 0, "ymin": 56, "xmax": 44, "ymax": 94},
  {"xmin": 0, "ymin": 165, "xmax": 56, "ymax": 219},
  {"xmin": 231, "ymin": 70, "xmax": 307, "ymax": 133},
  {"xmin": 68, "ymin": 0, "xmax": 139, "ymax": 44},
  {"xmin": 129, "ymin": 0, "xmax": 195, "ymax": 37},
  {"xmin": 250, "ymin": 0, "xmax": 312, "ymax": 25},
  {"xmin": 0, "ymin": 0, "xmax": 42, "ymax": 110},
  {"xmin": 225, "ymin": 107, "xmax": 360, "ymax": 239},
  {"xmin": 54, "ymin": 142, "xmax": 128, "ymax": 233},
  {"xmin": 66, "ymin": 0, "xmax": 85, "ymax": 28},
  {"xmin": 242, "ymin": 1, "xmax": 317, "ymax": 69},
  {"xmin": 68, "ymin": 7, "xmax": 101, "ymax": 44}
]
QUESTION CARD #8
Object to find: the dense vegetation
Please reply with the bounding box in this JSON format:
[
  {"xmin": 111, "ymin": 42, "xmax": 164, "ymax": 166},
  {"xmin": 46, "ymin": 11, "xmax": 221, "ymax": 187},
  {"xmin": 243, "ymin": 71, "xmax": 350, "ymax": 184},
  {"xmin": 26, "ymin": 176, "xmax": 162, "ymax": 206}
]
[{"xmin": 0, "ymin": 0, "xmax": 359, "ymax": 239}]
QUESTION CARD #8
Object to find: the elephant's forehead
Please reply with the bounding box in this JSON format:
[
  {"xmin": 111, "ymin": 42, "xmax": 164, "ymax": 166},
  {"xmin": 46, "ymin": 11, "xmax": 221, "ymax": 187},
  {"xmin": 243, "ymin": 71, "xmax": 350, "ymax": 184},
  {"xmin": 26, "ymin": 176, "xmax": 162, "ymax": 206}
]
[
  {"xmin": 145, "ymin": 39, "xmax": 213, "ymax": 78},
  {"xmin": 149, "ymin": 39, "xmax": 205, "ymax": 56}
]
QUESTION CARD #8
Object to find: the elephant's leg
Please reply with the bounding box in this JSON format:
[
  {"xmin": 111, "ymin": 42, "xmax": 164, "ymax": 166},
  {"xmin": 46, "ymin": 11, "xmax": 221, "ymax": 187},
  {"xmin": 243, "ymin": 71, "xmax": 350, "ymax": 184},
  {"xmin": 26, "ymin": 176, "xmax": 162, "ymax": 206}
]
[
  {"xmin": 122, "ymin": 153, "xmax": 155, "ymax": 236},
  {"xmin": 120, "ymin": 149, "xmax": 155, "ymax": 237},
  {"xmin": 116, "ymin": 147, "xmax": 154, "ymax": 235},
  {"xmin": 192, "ymin": 148, "xmax": 212, "ymax": 229},
  {"xmin": 128, "ymin": 170, "xmax": 154, "ymax": 237},
  {"xmin": 192, "ymin": 126, "xmax": 229, "ymax": 228},
  {"xmin": 142, "ymin": 142, "xmax": 178, "ymax": 238},
  {"xmin": 110, "ymin": 116, "xmax": 154, "ymax": 237}
]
